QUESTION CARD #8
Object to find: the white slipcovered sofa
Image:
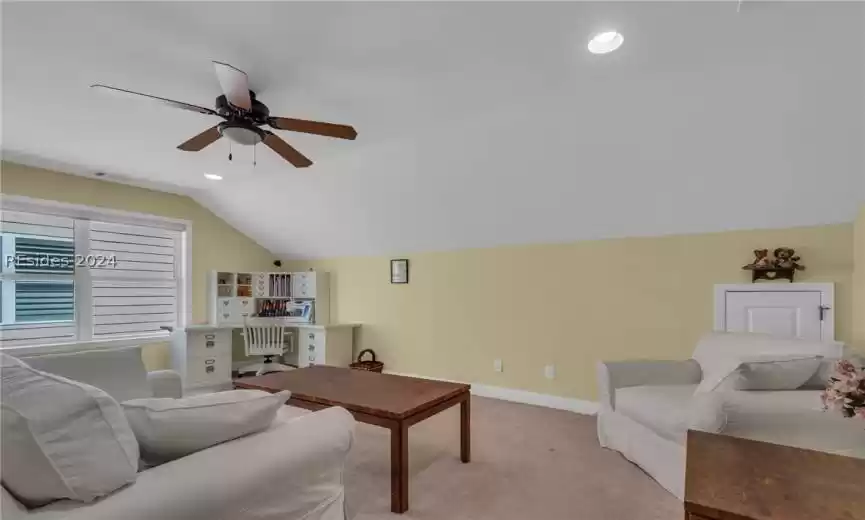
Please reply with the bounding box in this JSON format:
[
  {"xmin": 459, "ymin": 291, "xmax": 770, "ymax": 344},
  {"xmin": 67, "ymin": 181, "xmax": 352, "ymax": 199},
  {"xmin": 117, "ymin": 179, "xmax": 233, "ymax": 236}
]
[
  {"xmin": 597, "ymin": 332, "xmax": 865, "ymax": 499},
  {"xmin": 1, "ymin": 346, "xmax": 355, "ymax": 520}
]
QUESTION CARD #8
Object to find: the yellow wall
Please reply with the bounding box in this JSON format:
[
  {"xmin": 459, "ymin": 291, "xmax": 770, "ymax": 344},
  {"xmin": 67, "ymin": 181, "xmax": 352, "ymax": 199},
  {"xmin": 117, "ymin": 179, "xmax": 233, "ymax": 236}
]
[
  {"xmin": 289, "ymin": 224, "xmax": 853, "ymax": 402},
  {"xmin": 853, "ymin": 206, "xmax": 865, "ymax": 349},
  {"xmin": 2, "ymin": 162, "xmax": 855, "ymax": 399},
  {"xmin": 0, "ymin": 162, "xmax": 276, "ymax": 369}
]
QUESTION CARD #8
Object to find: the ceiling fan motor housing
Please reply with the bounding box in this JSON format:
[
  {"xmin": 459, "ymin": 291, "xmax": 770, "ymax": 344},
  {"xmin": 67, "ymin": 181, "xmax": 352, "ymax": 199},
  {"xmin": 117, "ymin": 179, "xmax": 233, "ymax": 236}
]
[
  {"xmin": 215, "ymin": 90, "xmax": 270, "ymax": 123},
  {"xmin": 214, "ymin": 90, "xmax": 270, "ymax": 145}
]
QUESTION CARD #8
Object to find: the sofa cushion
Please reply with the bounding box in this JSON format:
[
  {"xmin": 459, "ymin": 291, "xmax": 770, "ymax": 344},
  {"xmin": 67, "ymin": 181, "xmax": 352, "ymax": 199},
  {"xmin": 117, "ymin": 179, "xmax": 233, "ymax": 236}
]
[
  {"xmin": 22, "ymin": 346, "xmax": 151, "ymax": 402},
  {"xmin": 122, "ymin": 390, "xmax": 291, "ymax": 463},
  {"xmin": 615, "ymin": 384, "xmax": 725, "ymax": 442},
  {"xmin": 722, "ymin": 389, "xmax": 865, "ymax": 459},
  {"xmin": 0, "ymin": 353, "xmax": 139, "ymax": 507},
  {"xmin": 270, "ymin": 403, "xmax": 311, "ymax": 427}
]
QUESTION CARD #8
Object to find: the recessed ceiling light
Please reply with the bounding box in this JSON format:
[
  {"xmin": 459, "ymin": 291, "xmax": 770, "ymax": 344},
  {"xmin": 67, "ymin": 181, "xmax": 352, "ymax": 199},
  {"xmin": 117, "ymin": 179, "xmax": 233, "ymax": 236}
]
[
  {"xmin": 588, "ymin": 31, "xmax": 624, "ymax": 55},
  {"xmin": 203, "ymin": 173, "xmax": 223, "ymax": 181}
]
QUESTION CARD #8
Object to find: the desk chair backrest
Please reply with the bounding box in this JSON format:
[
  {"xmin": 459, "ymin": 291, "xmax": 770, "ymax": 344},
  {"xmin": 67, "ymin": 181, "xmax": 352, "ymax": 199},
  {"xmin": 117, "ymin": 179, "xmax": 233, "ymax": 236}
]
[{"xmin": 243, "ymin": 323, "xmax": 286, "ymax": 358}]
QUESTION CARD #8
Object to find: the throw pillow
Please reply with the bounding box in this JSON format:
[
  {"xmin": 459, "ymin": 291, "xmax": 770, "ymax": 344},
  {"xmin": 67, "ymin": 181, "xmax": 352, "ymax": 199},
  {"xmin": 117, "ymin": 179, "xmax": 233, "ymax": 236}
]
[
  {"xmin": 122, "ymin": 389, "xmax": 291, "ymax": 462},
  {"xmin": 801, "ymin": 350, "xmax": 864, "ymax": 389},
  {"xmin": 694, "ymin": 358, "xmax": 743, "ymax": 393},
  {"xmin": 0, "ymin": 353, "xmax": 139, "ymax": 507},
  {"xmin": 735, "ymin": 355, "xmax": 822, "ymax": 390}
]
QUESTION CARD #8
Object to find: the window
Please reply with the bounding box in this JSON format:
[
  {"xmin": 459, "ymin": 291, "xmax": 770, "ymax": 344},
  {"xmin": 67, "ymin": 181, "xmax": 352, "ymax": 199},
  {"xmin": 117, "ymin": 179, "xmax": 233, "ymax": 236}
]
[{"xmin": 0, "ymin": 198, "xmax": 189, "ymax": 349}]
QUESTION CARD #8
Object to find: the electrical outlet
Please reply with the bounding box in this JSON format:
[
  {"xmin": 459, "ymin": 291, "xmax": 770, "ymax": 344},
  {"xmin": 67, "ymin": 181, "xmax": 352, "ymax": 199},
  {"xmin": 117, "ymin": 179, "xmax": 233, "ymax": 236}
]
[
  {"xmin": 544, "ymin": 364, "xmax": 555, "ymax": 379},
  {"xmin": 494, "ymin": 359, "xmax": 503, "ymax": 373}
]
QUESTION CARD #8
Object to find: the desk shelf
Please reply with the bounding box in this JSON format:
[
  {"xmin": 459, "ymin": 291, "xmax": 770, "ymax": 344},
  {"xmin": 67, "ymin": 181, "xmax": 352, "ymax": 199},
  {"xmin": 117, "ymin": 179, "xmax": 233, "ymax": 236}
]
[{"xmin": 207, "ymin": 270, "xmax": 331, "ymax": 326}]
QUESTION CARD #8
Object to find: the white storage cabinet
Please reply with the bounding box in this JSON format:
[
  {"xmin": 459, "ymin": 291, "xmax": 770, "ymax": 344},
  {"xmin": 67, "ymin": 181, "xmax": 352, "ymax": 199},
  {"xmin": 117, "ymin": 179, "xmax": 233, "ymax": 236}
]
[
  {"xmin": 169, "ymin": 325, "xmax": 233, "ymax": 392},
  {"xmin": 295, "ymin": 325, "xmax": 355, "ymax": 368}
]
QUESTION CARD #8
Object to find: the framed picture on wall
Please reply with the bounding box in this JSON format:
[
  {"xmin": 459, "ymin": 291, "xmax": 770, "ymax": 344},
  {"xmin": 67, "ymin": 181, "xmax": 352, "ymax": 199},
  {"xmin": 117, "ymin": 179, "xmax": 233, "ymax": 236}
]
[{"xmin": 390, "ymin": 259, "xmax": 409, "ymax": 284}]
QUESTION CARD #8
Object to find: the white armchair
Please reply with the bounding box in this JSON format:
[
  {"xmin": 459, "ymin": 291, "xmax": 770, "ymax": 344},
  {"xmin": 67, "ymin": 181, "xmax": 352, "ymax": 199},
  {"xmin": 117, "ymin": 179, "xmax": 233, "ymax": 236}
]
[{"xmin": 597, "ymin": 332, "xmax": 850, "ymax": 500}]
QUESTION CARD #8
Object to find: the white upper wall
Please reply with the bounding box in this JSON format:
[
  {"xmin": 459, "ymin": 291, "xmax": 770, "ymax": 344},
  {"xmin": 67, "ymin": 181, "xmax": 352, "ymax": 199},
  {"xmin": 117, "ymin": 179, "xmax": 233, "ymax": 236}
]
[{"xmin": 3, "ymin": 2, "xmax": 864, "ymax": 258}]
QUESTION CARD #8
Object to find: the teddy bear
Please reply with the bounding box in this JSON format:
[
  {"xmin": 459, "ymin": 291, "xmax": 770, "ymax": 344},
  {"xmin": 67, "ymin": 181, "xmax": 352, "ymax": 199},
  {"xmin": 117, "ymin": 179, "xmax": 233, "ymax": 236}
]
[
  {"xmin": 750, "ymin": 249, "xmax": 772, "ymax": 269},
  {"xmin": 773, "ymin": 247, "xmax": 804, "ymax": 270}
]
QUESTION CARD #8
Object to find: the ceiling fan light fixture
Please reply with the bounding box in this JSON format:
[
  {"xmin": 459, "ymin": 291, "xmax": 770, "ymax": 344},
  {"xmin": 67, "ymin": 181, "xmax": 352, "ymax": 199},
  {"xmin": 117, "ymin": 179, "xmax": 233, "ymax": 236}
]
[
  {"xmin": 588, "ymin": 31, "xmax": 624, "ymax": 54},
  {"xmin": 218, "ymin": 121, "xmax": 264, "ymax": 146}
]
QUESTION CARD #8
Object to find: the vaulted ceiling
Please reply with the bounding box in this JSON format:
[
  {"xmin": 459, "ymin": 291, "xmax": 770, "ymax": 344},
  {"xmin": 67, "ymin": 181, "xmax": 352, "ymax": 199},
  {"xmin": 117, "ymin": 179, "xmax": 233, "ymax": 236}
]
[{"xmin": 3, "ymin": 2, "xmax": 864, "ymax": 258}]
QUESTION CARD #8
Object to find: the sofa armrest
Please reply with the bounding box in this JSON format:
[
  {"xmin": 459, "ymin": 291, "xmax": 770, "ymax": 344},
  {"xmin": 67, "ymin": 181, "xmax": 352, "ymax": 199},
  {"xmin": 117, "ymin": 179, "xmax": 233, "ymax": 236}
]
[
  {"xmin": 146, "ymin": 370, "xmax": 182, "ymax": 398},
  {"xmin": 28, "ymin": 407, "xmax": 356, "ymax": 520},
  {"xmin": 597, "ymin": 359, "xmax": 701, "ymax": 410}
]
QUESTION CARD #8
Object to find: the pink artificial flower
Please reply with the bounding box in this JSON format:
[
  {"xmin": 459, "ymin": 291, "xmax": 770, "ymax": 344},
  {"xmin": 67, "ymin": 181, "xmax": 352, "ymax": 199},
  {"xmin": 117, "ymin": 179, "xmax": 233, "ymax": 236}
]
[
  {"xmin": 837, "ymin": 360, "xmax": 857, "ymax": 376},
  {"xmin": 823, "ymin": 360, "xmax": 865, "ymax": 420}
]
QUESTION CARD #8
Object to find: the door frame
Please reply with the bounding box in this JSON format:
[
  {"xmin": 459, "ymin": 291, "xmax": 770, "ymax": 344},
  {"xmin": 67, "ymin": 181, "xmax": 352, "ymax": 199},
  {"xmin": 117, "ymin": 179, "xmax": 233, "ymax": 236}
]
[{"xmin": 713, "ymin": 283, "xmax": 835, "ymax": 341}]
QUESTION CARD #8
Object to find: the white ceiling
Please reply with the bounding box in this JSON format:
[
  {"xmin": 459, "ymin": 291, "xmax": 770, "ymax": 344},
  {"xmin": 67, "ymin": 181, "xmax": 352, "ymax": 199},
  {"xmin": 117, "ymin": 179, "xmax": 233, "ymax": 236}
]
[{"xmin": 3, "ymin": 2, "xmax": 864, "ymax": 258}]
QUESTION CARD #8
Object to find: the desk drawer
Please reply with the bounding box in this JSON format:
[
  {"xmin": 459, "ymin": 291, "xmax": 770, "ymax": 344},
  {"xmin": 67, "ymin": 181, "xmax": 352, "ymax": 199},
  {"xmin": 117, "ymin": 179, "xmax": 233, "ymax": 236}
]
[
  {"xmin": 186, "ymin": 355, "xmax": 231, "ymax": 388},
  {"xmin": 187, "ymin": 331, "xmax": 231, "ymax": 360},
  {"xmin": 298, "ymin": 330, "xmax": 325, "ymax": 366}
]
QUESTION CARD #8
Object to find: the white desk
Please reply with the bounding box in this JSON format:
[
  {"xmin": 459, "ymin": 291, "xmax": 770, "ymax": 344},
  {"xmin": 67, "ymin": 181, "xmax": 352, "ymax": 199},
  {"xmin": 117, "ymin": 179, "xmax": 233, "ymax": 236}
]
[{"xmin": 169, "ymin": 323, "xmax": 360, "ymax": 393}]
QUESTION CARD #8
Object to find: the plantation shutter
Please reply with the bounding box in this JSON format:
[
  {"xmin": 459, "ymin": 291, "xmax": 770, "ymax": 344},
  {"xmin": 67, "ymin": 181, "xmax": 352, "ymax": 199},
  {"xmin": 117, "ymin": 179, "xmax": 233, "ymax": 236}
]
[
  {"xmin": 0, "ymin": 211, "xmax": 76, "ymax": 346},
  {"xmin": 89, "ymin": 221, "xmax": 179, "ymax": 339}
]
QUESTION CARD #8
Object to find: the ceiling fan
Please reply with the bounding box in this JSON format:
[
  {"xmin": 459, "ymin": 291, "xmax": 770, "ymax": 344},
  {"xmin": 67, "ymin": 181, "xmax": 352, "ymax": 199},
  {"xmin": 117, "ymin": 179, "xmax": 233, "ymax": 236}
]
[{"xmin": 91, "ymin": 61, "xmax": 357, "ymax": 168}]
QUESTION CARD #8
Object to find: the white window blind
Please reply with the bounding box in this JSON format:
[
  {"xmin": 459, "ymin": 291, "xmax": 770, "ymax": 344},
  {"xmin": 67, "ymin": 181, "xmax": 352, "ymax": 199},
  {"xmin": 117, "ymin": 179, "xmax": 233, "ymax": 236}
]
[
  {"xmin": 0, "ymin": 211, "xmax": 77, "ymax": 346},
  {"xmin": 89, "ymin": 221, "xmax": 179, "ymax": 339},
  {"xmin": 0, "ymin": 203, "xmax": 187, "ymax": 349}
]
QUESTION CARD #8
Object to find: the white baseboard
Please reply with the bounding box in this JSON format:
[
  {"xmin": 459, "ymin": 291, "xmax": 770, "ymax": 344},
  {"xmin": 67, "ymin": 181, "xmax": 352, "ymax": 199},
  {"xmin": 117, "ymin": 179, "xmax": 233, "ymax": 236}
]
[{"xmin": 385, "ymin": 371, "xmax": 599, "ymax": 416}]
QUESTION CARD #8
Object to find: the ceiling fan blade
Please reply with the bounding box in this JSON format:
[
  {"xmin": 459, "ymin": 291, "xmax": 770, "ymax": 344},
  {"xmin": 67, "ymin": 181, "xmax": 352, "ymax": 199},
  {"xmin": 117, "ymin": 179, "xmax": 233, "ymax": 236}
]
[
  {"xmin": 177, "ymin": 125, "xmax": 222, "ymax": 152},
  {"xmin": 268, "ymin": 117, "xmax": 357, "ymax": 140},
  {"xmin": 90, "ymin": 84, "xmax": 217, "ymax": 116},
  {"xmin": 213, "ymin": 61, "xmax": 251, "ymax": 110},
  {"xmin": 263, "ymin": 132, "xmax": 313, "ymax": 168}
]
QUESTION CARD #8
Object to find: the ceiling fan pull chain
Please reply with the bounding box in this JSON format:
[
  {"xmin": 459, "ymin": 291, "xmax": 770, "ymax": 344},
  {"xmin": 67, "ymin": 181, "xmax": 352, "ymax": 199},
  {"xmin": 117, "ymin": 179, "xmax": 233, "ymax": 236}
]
[
  {"xmin": 228, "ymin": 141, "xmax": 232, "ymax": 161},
  {"xmin": 253, "ymin": 143, "xmax": 257, "ymax": 167}
]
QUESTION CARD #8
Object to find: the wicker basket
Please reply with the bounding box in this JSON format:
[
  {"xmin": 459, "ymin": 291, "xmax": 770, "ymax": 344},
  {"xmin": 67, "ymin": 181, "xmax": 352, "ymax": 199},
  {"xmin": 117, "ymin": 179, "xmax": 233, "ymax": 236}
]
[{"xmin": 350, "ymin": 349, "xmax": 384, "ymax": 373}]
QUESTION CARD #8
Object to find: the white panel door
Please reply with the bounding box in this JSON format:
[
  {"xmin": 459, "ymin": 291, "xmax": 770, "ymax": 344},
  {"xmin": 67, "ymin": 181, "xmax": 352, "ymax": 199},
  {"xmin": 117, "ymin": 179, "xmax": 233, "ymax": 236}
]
[{"xmin": 724, "ymin": 291, "xmax": 824, "ymax": 340}]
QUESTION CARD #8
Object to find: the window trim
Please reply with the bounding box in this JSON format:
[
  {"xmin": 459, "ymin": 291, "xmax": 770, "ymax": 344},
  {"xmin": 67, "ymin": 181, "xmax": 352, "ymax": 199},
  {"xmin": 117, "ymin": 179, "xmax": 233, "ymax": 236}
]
[{"xmin": 0, "ymin": 195, "xmax": 192, "ymax": 353}]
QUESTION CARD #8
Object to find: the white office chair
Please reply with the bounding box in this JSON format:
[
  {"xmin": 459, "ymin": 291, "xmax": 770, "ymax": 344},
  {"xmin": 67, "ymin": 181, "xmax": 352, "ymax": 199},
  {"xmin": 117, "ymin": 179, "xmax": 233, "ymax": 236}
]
[{"xmin": 240, "ymin": 322, "xmax": 294, "ymax": 376}]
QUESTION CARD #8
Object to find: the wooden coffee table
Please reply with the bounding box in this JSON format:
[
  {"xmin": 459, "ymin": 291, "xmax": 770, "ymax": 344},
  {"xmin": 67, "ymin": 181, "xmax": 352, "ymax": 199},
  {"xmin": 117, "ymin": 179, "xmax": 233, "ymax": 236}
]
[{"xmin": 234, "ymin": 365, "xmax": 471, "ymax": 513}]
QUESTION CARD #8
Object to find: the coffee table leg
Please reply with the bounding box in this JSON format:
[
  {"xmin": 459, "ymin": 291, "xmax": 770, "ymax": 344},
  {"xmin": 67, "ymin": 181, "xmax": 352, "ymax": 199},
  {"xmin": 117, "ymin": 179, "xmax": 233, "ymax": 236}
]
[
  {"xmin": 390, "ymin": 421, "xmax": 409, "ymax": 513},
  {"xmin": 461, "ymin": 394, "xmax": 471, "ymax": 463}
]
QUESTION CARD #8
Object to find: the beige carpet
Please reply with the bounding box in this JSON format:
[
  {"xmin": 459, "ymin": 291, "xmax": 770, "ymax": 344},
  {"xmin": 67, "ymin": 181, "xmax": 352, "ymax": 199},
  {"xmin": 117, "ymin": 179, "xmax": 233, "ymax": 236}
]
[{"xmin": 344, "ymin": 396, "xmax": 681, "ymax": 519}]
